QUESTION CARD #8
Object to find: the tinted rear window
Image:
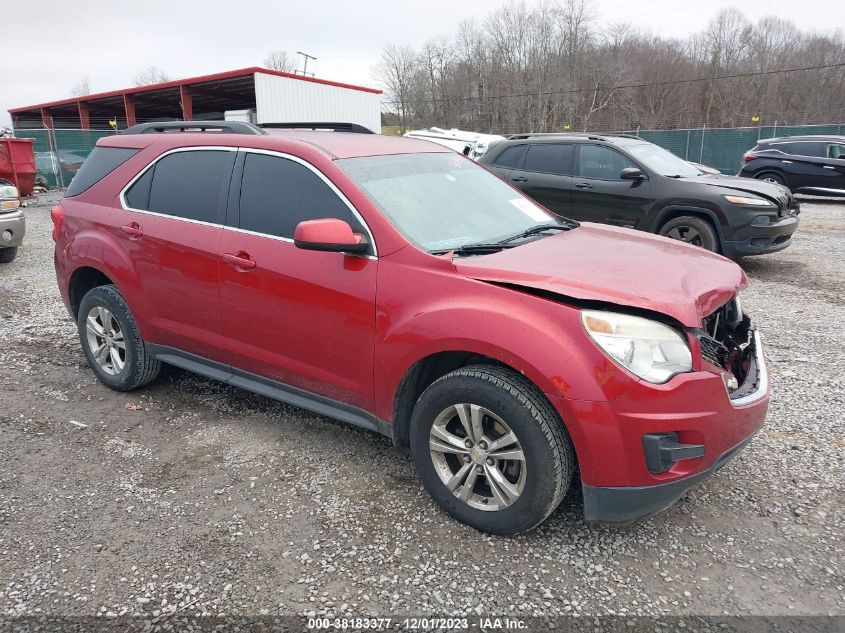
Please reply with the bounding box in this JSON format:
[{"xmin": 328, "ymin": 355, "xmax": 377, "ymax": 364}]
[
  {"xmin": 65, "ymin": 147, "xmax": 138, "ymax": 197},
  {"xmin": 787, "ymin": 142, "xmax": 828, "ymax": 157},
  {"xmin": 124, "ymin": 150, "xmax": 235, "ymax": 223},
  {"xmin": 491, "ymin": 145, "xmax": 527, "ymax": 169},
  {"xmin": 524, "ymin": 144, "xmax": 574, "ymax": 176}
]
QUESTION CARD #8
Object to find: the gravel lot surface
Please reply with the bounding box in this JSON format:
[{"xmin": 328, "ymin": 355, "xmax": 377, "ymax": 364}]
[{"xmin": 0, "ymin": 193, "xmax": 842, "ymax": 626}]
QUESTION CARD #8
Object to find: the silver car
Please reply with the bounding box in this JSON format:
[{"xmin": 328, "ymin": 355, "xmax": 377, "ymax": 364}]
[{"xmin": 0, "ymin": 179, "xmax": 25, "ymax": 263}]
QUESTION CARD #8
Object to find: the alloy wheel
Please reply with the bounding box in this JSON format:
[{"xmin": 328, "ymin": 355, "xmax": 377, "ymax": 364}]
[
  {"xmin": 666, "ymin": 225, "xmax": 703, "ymax": 246},
  {"xmin": 85, "ymin": 306, "xmax": 126, "ymax": 376},
  {"xmin": 429, "ymin": 403, "xmax": 527, "ymax": 511}
]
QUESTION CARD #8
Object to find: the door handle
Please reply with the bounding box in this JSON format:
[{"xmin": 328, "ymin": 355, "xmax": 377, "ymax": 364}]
[
  {"xmin": 823, "ymin": 165, "xmax": 836, "ymax": 170},
  {"xmin": 223, "ymin": 252, "xmax": 257, "ymax": 271},
  {"xmin": 781, "ymin": 160, "xmax": 793, "ymax": 164},
  {"xmin": 512, "ymin": 177, "xmax": 528, "ymax": 182},
  {"xmin": 119, "ymin": 222, "xmax": 143, "ymax": 237},
  {"xmin": 575, "ymin": 183, "xmax": 593, "ymax": 189}
]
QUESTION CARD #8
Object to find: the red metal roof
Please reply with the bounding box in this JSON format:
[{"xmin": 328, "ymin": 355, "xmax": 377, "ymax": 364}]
[{"xmin": 8, "ymin": 67, "xmax": 381, "ymax": 114}]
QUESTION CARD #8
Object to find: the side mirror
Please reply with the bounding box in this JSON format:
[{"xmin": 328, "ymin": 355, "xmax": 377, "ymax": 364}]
[
  {"xmin": 293, "ymin": 218, "xmax": 369, "ymax": 254},
  {"xmin": 620, "ymin": 167, "xmax": 646, "ymax": 181}
]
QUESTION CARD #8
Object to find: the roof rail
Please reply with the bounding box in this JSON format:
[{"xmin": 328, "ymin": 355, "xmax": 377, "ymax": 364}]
[
  {"xmin": 507, "ymin": 132, "xmax": 595, "ymax": 140},
  {"xmin": 259, "ymin": 122, "xmax": 375, "ymax": 134},
  {"xmin": 121, "ymin": 121, "xmax": 266, "ymax": 135}
]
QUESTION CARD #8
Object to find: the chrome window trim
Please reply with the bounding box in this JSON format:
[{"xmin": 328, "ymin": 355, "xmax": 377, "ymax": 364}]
[
  {"xmin": 118, "ymin": 146, "xmax": 237, "ymax": 229},
  {"xmin": 118, "ymin": 145, "xmax": 378, "ymax": 258},
  {"xmin": 237, "ymin": 148, "xmax": 377, "ymax": 257}
]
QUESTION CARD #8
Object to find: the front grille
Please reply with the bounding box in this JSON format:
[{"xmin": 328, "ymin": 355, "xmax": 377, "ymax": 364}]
[{"xmin": 698, "ymin": 333, "xmax": 729, "ymax": 368}]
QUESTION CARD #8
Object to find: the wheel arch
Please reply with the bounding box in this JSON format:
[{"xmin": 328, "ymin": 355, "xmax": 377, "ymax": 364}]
[
  {"xmin": 62, "ymin": 228, "xmax": 145, "ymax": 322},
  {"xmin": 651, "ymin": 205, "xmax": 725, "ymax": 243},
  {"xmin": 390, "ymin": 350, "xmax": 571, "ymax": 459},
  {"xmin": 68, "ymin": 267, "xmax": 115, "ymax": 318}
]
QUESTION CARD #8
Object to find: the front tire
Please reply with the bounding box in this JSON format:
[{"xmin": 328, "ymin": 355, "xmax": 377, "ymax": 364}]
[
  {"xmin": 410, "ymin": 365, "xmax": 575, "ymax": 535},
  {"xmin": 77, "ymin": 285, "xmax": 160, "ymax": 391},
  {"xmin": 658, "ymin": 215, "xmax": 719, "ymax": 252}
]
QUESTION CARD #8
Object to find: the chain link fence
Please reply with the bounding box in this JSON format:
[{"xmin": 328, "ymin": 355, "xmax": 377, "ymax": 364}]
[{"xmin": 15, "ymin": 128, "xmax": 115, "ymax": 189}]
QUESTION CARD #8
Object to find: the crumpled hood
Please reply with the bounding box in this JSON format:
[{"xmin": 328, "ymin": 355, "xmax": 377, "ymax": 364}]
[
  {"xmin": 453, "ymin": 223, "xmax": 747, "ymax": 327},
  {"xmin": 679, "ymin": 173, "xmax": 789, "ymax": 203}
]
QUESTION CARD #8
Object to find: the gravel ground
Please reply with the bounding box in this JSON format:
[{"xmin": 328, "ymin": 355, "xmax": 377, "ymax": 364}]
[{"xmin": 0, "ymin": 193, "xmax": 842, "ymax": 626}]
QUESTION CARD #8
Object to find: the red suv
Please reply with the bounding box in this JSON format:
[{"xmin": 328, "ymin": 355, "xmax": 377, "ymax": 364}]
[{"xmin": 53, "ymin": 122, "xmax": 769, "ymax": 535}]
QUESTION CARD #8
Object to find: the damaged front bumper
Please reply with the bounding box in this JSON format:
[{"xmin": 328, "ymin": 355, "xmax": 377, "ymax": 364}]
[{"xmin": 553, "ymin": 324, "xmax": 769, "ymax": 524}]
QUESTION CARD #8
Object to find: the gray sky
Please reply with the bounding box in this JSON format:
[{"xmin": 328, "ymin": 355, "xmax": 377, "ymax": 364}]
[{"xmin": 2, "ymin": 0, "xmax": 843, "ymax": 126}]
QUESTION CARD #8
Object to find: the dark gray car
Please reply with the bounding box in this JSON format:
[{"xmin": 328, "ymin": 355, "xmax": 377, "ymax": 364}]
[{"xmin": 479, "ymin": 133, "xmax": 800, "ymax": 258}]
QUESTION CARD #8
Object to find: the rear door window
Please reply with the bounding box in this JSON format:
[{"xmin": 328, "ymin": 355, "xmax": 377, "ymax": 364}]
[
  {"xmin": 237, "ymin": 152, "xmax": 363, "ymax": 240},
  {"xmin": 827, "ymin": 144, "xmax": 845, "ymax": 159},
  {"xmin": 576, "ymin": 145, "xmax": 635, "ymax": 180},
  {"xmin": 523, "ymin": 144, "xmax": 574, "ymax": 175},
  {"xmin": 66, "ymin": 147, "xmax": 138, "ymax": 197},
  {"xmin": 125, "ymin": 149, "xmax": 235, "ymax": 224},
  {"xmin": 491, "ymin": 145, "xmax": 527, "ymax": 169},
  {"xmin": 787, "ymin": 142, "xmax": 827, "ymax": 158}
]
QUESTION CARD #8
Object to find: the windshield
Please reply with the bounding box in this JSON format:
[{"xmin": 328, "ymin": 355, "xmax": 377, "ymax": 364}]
[
  {"xmin": 624, "ymin": 142, "xmax": 701, "ymax": 177},
  {"xmin": 337, "ymin": 152, "xmax": 567, "ymax": 252}
]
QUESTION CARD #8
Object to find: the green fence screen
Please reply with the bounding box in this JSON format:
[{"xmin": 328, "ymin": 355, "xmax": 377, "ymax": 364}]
[
  {"xmin": 14, "ymin": 122, "xmax": 845, "ymax": 188},
  {"xmin": 619, "ymin": 123, "xmax": 845, "ymax": 174},
  {"xmin": 15, "ymin": 128, "xmax": 116, "ymax": 189}
]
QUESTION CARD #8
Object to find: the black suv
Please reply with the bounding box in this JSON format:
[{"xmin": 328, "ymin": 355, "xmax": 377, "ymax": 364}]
[
  {"xmin": 479, "ymin": 134, "xmax": 800, "ymax": 258},
  {"xmin": 739, "ymin": 135, "xmax": 845, "ymax": 197}
]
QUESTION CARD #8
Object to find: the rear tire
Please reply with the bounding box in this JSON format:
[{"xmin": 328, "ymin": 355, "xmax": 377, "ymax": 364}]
[
  {"xmin": 77, "ymin": 285, "xmax": 161, "ymax": 392},
  {"xmin": 0, "ymin": 247, "xmax": 17, "ymax": 263},
  {"xmin": 409, "ymin": 364, "xmax": 575, "ymax": 535},
  {"xmin": 658, "ymin": 216, "xmax": 719, "ymax": 252},
  {"xmin": 755, "ymin": 172, "xmax": 785, "ymax": 186}
]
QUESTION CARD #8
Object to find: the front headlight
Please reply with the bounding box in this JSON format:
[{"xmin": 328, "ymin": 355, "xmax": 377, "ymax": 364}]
[
  {"xmin": 581, "ymin": 310, "xmax": 693, "ymax": 383},
  {"xmin": 724, "ymin": 194, "xmax": 775, "ymax": 207}
]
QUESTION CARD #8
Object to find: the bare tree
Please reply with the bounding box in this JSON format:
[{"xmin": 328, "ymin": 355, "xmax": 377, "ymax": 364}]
[
  {"xmin": 264, "ymin": 50, "xmax": 296, "ymax": 73},
  {"xmin": 373, "ymin": 1, "xmax": 845, "ymax": 133},
  {"xmin": 373, "ymin": 45, "xmax": 418, "ymax": 132},
  {"xmin": 133, "ymin": 66, "xmax": 171, "ymax": 87},
  {"xmin": 70, "ymin": 78, "xmax": 91, "ymax": 97}
]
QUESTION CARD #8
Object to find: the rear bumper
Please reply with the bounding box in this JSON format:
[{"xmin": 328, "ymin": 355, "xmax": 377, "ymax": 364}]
[
  {"xmin": 722, "ymin": 213, "xmax": 799, "ymax": 258},
  {"xmin": 582, "ymin": 433, "xmax": 755, "ymax": 523},
  {"xmin": 0, "ymin": 209, "xmax": 25, "ymax": 248}
]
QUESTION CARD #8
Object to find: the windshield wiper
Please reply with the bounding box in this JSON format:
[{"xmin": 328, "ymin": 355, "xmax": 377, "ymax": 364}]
[
  {"xmin": 431, "ymin": 242, "xmax": 523, "ymax": 256},
  {"xmin": 430, "ymin": 221, "xmax": 579, "ymax": 257},
  {"xmin": 495, "ymin": 222, "xmax": 576, "ymax": 245}
]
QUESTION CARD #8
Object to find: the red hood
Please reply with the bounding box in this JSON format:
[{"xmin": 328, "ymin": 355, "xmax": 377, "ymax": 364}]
[{"xmin": 453, "ymin": 223, "xmax": 747, "ymax": 327}]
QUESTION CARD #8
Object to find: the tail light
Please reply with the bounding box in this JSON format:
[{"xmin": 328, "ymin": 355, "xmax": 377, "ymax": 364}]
[
  {"xmin": 743, "ymin": 153, "xmax": 758, "ymax": 162},
  {"xmin": 51, "ymin": 205, "xmax": 64, "ymax": 242}
]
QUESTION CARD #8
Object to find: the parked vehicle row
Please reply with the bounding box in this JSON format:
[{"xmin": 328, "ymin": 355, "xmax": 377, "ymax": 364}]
[
  {"xmin": 53, "ymin": 122, "xmax": 769, "ymax": 534},
  {"xmin": 479, "ymin": 133, "xmax": 800, "ymax": 258}
]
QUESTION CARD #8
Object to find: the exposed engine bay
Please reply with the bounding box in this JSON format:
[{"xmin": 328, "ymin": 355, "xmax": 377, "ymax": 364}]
[{"xmin": 697, "ymin": 296, "xmax": 760, "ymax": 399}]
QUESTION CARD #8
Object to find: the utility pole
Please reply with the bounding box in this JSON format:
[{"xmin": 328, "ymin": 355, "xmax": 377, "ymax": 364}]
[{"xmin": 296, "ymin": 51, "xmax": 316, "ymax": 77}]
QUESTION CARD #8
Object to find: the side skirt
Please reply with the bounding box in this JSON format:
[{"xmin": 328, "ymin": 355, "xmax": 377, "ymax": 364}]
[{"xmin": 146, "ymin": 344, "xmax": 393, "ymax": 439}]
